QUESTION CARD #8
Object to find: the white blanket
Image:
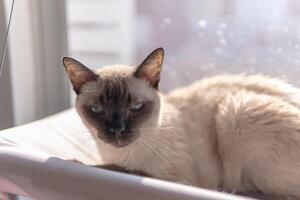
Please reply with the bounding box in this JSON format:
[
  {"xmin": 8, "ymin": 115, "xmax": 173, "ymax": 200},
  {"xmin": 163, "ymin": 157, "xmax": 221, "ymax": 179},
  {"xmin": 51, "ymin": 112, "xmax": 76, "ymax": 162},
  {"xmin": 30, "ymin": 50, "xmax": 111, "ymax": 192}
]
[{"xmin": 0, "ymin": 109, "xmax": 254, "ymax": 200}]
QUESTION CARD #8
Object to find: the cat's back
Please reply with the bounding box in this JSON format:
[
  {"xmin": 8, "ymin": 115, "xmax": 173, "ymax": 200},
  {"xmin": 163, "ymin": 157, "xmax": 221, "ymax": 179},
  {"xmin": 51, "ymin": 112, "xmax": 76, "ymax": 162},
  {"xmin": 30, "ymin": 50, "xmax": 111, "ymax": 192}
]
[
  {"xmin": 164, "ymin": 74, "xmax": 300, "ymax": 152},
  {"xmin": 165, "ymin": 74, "xmax": 300, "ymax": 110}
]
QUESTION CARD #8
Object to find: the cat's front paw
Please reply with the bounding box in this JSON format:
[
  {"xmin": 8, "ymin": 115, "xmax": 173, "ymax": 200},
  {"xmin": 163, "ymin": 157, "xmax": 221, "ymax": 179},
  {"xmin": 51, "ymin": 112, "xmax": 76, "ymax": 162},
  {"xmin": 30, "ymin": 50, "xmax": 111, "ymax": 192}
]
[
  {"xmin": 95, "ymin": 164, "xmax": 151, "ymax": 177},
  {"xmin": 67, "ymin": 159, "xmax": 84, "ymax": 164}
]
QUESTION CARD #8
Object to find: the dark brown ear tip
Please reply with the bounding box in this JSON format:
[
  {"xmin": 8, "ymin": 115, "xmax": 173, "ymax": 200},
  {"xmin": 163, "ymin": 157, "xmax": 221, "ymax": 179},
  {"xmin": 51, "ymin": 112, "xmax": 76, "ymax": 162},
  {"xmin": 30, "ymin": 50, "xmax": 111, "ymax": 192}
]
[
  {"xmin": 155, "ymin": 47, "xmax": 164, "ymax": 55},
  {"xmin": 62, "ymin": 57, "xmax": 71, "ymax": 67},
  {"xmin": 62, "ymin": 57, "xmax": 72, "ymax": 65}
]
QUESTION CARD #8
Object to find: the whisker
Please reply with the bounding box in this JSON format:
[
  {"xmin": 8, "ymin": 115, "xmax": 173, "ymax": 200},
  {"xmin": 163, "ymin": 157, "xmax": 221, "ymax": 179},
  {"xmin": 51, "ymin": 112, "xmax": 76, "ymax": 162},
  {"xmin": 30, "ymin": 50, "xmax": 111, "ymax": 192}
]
[
  {"xmin": 136, "ymin": 140, "xmax": 151, "ymax": 155},
  {"xmin": 141, "ymin": 135, "xmax": 178, "ymax": 156},
  {"xmin": 138, "ymin": 139, "xmax": 167, "ymax": 161},
  {"xmin": 140, "ymin": 128, "xmax": 177, "ymax": 137},
  {"xmin": 138, "ymin": 140, "xmax": 158, "ymax": 158},
  {"xmin": 141, "ymin": 137, "xmax": 173, "ymax": 163},
  {"xmin": 162, "ymin": 129, "xmax": 178, "ymax": 136},
  {"xmin": 141, "ymin": 126, "xmax": 176, "ymax": 130}
]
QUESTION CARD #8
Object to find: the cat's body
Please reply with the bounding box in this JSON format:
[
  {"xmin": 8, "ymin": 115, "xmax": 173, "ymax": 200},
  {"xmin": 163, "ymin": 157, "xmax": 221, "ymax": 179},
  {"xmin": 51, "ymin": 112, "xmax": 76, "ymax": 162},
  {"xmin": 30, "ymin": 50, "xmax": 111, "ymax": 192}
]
[
  {"xmin": 63, "ymin": 48, "xmax": 300, "ymax": 199},
  {"xmin": 166, "ymin": 75, "xmax": 300, "ymax": 194}
]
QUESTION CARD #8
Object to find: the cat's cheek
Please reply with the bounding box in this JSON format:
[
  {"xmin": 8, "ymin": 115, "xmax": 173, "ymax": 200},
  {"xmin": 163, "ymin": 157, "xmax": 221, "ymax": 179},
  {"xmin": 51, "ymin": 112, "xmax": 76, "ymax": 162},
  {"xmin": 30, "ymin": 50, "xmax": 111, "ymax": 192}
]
[
  {"xmin": 80, "ymin": 115, "xmax": 97, "ymax": 133},
  {"xmin": 77, "ymin": 109, "xmax": 104, "ymax": 138}
]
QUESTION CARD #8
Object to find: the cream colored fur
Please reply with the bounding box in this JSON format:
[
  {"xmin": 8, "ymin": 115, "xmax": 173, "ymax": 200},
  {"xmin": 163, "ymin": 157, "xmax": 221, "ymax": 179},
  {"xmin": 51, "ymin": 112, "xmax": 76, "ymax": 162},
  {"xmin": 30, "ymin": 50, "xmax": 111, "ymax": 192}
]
[{"xmin": 86, "ymin": 73, "xmax": 300, "ymax": 199}]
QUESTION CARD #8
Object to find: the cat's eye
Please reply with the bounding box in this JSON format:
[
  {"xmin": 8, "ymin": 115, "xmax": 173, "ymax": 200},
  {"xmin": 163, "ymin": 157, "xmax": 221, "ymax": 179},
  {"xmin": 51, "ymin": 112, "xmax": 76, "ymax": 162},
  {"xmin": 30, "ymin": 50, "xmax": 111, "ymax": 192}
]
[
  {"xmin": 89, "ymin": 105, "xmax": 104, "ymax": 114},
  {"xmin": 130, "ymin": 100, "xmax": 144, "ymax": 112}
]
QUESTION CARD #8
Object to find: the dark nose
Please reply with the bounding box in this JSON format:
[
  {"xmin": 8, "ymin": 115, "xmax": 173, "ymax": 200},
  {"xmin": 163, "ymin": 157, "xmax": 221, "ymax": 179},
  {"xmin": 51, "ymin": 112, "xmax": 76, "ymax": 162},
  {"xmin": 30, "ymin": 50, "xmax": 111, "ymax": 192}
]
[
  {"xmin": 108, "ymin": 111, "xmax": 127, "ymax": 134},
  {"xmin": 108, "ymin": 126, "xmax": 126, "ymax": 134}
]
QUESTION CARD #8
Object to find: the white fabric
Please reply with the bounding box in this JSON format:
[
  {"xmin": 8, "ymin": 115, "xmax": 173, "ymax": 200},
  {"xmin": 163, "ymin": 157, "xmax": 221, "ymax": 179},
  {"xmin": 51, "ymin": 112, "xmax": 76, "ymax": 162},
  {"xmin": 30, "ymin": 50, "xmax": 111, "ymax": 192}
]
[{"xmin": 0, "ymin": 109, "xmax": 254, "ymax": 200}]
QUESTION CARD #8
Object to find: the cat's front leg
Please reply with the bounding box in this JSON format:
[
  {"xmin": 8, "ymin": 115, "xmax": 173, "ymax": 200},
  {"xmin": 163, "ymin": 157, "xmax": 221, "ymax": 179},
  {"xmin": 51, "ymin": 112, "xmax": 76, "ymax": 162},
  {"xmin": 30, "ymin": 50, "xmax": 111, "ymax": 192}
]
[
  {"xmin": 94, "ymin": 164, "xmax": 151, "ymax": 177},
  {"xmin": 67, "ymin": 159, "xmax": 150, "ymax": 177},
  {"xmin": 145, "ymin": 166, "xmax": 196, "ymax": 187}
]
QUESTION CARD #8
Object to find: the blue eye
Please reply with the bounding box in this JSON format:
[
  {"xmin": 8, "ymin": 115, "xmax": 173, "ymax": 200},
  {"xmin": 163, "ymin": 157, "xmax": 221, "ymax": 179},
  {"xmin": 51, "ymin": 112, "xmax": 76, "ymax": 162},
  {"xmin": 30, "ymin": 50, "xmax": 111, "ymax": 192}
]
[
  {"xmin": 90, "ymin": 105, "xmax": 104, "ymax": 114},
  {"xmin": 130, "ymin": 101, "xmax": 144, "ymax": 112}
]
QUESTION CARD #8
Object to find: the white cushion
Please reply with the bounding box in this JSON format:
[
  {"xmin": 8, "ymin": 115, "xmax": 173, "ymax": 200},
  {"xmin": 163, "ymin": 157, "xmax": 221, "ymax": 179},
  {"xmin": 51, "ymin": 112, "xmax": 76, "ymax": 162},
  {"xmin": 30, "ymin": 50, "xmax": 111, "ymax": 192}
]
[{"xmin": 0, "ymin": 109, "xmax": 254, "ymax": 200}]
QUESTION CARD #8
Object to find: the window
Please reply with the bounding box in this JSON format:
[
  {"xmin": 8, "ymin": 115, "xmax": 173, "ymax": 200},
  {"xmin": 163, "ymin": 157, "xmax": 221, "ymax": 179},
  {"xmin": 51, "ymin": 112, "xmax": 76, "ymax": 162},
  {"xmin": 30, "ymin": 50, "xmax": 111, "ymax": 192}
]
[
  {"xmin": 67, "ymin": 0, "xmax": 300, "ymax": 93},
  {"xmin": 2, "ymin": 0, "xmax": 300, "ymax": 126}
]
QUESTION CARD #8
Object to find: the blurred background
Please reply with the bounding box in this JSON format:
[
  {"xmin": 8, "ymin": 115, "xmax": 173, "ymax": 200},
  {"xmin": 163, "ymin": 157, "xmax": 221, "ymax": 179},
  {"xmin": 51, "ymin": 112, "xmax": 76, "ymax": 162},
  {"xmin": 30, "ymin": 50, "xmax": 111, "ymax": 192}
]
[{"xmin": 1, "ymin": 0, "xmax": 300, "ymax": 131}]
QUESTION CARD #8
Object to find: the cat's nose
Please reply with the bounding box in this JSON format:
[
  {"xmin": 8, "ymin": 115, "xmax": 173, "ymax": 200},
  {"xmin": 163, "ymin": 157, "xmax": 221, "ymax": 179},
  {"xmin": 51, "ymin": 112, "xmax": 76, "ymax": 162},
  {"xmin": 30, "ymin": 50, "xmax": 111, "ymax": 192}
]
[{"xmin": 108, "ymin": 126, "xmax": 126, "ymax": 134}]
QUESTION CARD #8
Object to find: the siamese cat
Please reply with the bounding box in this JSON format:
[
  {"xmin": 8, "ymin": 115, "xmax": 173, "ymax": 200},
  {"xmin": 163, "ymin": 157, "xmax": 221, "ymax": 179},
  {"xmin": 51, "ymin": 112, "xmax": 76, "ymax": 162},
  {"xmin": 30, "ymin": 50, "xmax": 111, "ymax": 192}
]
[{"xmin": 63, "ymin": 48, "xmax": 300, "ymax": 199}]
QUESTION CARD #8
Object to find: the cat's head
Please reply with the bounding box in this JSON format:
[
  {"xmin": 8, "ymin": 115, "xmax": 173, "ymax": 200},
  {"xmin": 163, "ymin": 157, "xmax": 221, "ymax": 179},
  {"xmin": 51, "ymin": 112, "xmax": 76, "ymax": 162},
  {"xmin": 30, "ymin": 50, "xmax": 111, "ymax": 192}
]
[{"xmin": 63, "ymin": 48, "xmax": 164, "ymax": 148}]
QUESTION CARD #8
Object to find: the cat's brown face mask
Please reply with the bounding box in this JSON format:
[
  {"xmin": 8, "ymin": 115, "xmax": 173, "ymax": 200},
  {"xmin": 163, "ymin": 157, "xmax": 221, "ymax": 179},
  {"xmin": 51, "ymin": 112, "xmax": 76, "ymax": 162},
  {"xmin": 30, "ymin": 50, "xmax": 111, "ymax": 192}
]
[{"xmin": 63, "ymin": 48, "xmax": 164, "ymax": 147}]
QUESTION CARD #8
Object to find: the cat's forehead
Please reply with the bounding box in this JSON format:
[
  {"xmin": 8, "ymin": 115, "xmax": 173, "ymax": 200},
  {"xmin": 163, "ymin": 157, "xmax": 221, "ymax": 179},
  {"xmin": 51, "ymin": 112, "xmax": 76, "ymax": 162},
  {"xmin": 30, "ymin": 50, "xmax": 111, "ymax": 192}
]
[
  {"xmin": 95, "ymin": 65, "xmax": 135, "ymax": 78},
  {"xmin": 80, "ymin": 66, "xmax": 157, "ymax": 102}
]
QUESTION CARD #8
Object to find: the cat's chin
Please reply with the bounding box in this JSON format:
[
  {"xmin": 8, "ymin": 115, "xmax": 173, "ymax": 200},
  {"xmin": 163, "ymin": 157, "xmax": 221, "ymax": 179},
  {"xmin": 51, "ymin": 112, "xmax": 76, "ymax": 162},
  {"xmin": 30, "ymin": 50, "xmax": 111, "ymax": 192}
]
[
  {"xmin": 96, "ymin": 134, "xmax": 137, "ymax": 148},
  {"xmin": 109, "ymin": 141, "xmax": 132, "ymax": 148}
]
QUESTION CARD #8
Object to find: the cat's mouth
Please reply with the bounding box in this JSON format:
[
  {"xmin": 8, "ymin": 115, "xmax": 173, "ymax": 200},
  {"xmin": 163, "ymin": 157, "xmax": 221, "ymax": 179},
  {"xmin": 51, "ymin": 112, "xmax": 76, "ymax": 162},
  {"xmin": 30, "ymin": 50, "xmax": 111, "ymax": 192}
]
[
  {"xmin": 109, "ymin": 135, "xmax": 132, "ymax": 148},
  {"xmin": 96, "ymin": 130, "xmax": 138, "ymax": 148}
]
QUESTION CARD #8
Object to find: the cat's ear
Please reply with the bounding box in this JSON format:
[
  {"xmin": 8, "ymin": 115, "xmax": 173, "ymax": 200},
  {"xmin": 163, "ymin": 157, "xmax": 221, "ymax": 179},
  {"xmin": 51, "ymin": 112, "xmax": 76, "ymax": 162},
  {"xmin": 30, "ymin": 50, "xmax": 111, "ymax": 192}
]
[
  {"xmin": 62, "ymin": 57, "xmax": 97, "ymax": 94},
  {"xmin": 134, "ymin": 48, "xmax": 164, "ymax": 89}
]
